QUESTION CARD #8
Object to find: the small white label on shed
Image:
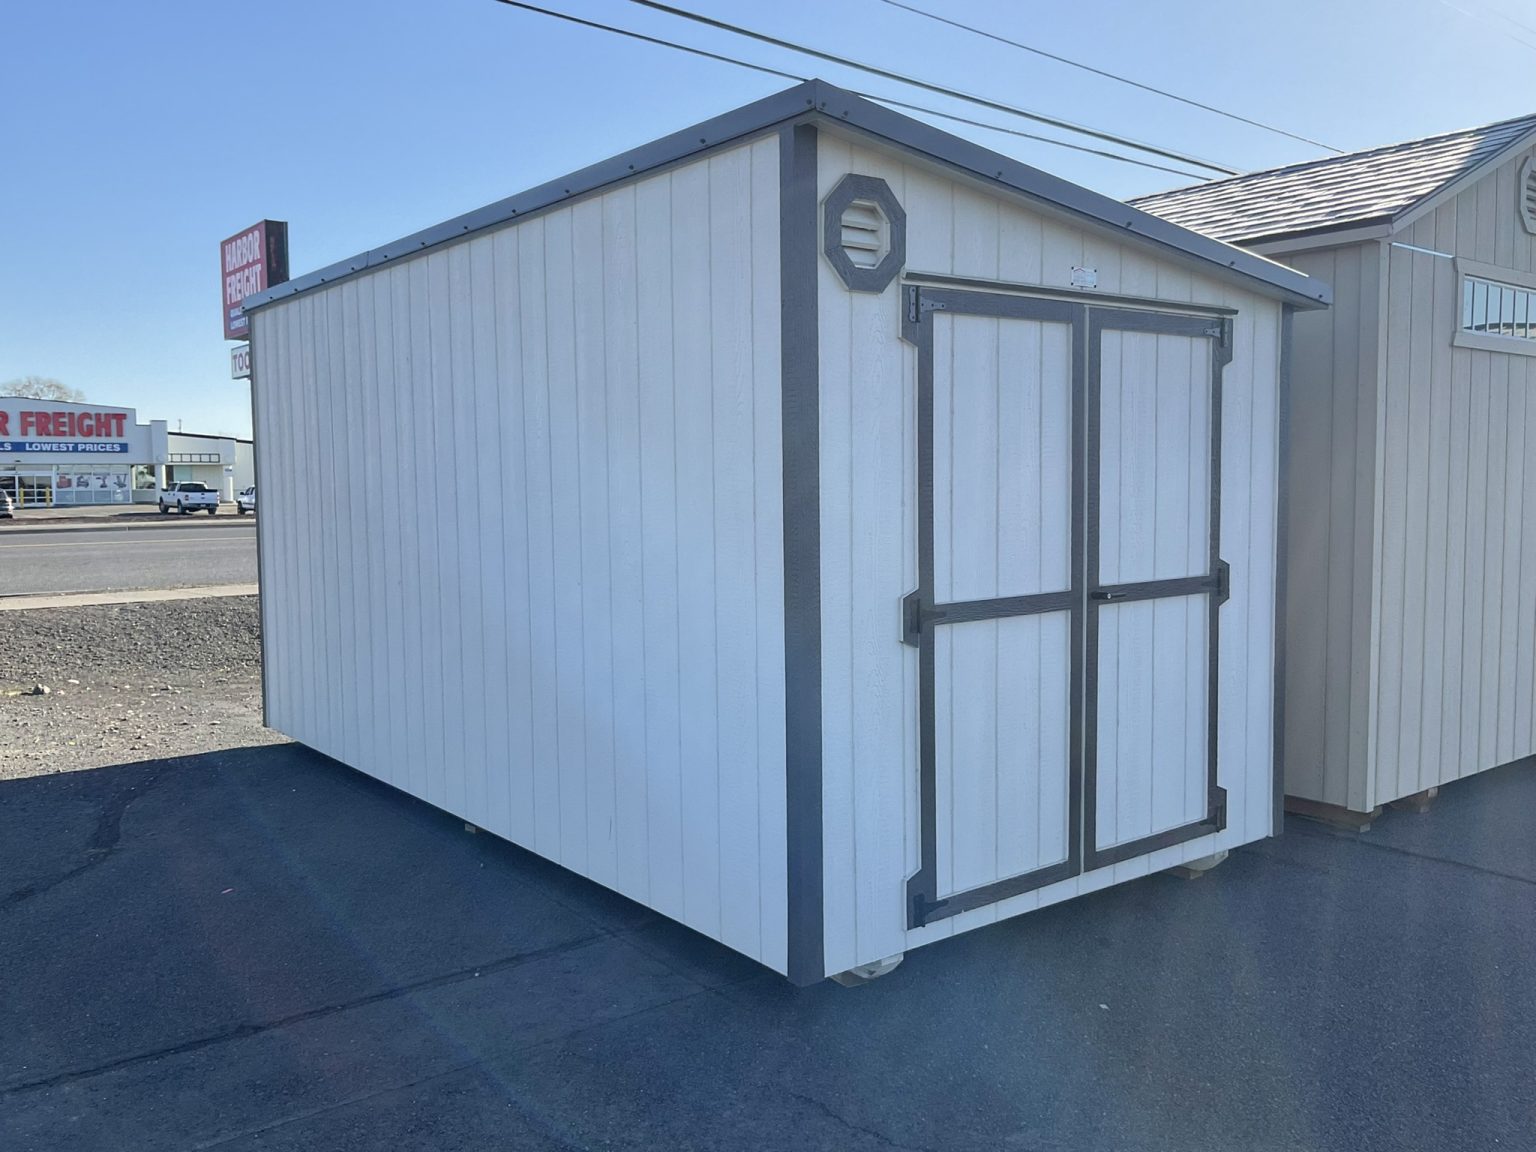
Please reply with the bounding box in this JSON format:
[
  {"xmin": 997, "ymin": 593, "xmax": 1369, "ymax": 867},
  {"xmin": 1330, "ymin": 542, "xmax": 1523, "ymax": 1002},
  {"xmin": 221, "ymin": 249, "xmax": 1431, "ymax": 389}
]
[{"xmin": 1070, "ymin": 266, "xmax": 1098, "ymax": 288}]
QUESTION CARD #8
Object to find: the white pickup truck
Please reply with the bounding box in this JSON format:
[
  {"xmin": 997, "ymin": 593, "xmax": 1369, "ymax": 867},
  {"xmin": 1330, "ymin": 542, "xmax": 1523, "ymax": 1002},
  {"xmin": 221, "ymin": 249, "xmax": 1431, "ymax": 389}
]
[{"xmin": 159, "ymin": 482, "xmax": 221, "ymax": 515}]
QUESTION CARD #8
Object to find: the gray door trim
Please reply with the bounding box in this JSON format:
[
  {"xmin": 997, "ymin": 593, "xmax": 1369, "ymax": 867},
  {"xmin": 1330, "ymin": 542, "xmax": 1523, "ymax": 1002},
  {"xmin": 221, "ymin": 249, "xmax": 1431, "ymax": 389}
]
[
  {"xmin": 904, "ymin": 286, "xmax": 1087, "ymax": 929},
  {"xmin": 779, "ymin": 122, "xmax": 825, "ymax": 985},
  {"xmin": 1081, "ymin": 307, "xmax": 1231, "ymax": 872}
]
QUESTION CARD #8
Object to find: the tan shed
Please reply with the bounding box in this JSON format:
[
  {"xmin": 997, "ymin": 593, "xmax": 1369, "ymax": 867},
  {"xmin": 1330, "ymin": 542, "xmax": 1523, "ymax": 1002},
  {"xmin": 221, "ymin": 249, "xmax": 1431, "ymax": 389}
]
[{"xmin": 1135, "ymin": 114, "xmax": 1536, "ymax": 822}]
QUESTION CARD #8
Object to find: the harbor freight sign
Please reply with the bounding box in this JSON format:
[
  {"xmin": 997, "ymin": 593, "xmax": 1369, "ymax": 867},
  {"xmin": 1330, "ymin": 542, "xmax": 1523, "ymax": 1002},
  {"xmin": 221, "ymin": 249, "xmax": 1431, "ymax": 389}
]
[
  {"xmin": 221, "ymin": 220, "xmax": 289, "ymax": 341},
  {"xmin": 0, "ymin": 400, "xmax": 160, "ymax": 463}
]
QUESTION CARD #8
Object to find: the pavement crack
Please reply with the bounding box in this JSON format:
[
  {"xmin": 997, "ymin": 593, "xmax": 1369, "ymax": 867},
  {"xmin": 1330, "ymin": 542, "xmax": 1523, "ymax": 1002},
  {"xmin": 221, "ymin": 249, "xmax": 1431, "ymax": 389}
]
[
  {"xmin": 787, "ymin": 1090, "xmax": 935, "ymax": 1152},
  {"xmin": 0, "ymin": 930, "xmax": 609, "ymax": 1097},
  {"xmin": 1289, "ymin": 825, "xmax": 1536, "ymax": 887},
  {"xmin": 0, "ymin": 769, "xmax": 162, "ymax": 912}
]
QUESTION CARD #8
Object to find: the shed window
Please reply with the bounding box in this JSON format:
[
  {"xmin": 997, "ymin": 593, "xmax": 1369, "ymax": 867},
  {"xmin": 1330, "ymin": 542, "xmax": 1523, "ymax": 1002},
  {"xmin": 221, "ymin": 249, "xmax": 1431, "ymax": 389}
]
[{"xmin": 1462, "ymin": 274, "xmax": 1536, "ymax": 342}]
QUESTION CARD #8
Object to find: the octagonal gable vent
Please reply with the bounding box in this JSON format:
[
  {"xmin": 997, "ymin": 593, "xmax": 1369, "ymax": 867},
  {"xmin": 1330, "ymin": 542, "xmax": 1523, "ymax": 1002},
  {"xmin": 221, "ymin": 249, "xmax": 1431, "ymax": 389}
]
[
  {"xmin": 839, "ymin": 200, "xmax": 889, "ymax": 268},
  {"xmin": 1521, "ymin": 156, "xmax": 1536, "ymax": 237},
  {"xmin": 823, "ymin": 174, "xmax": 906, "ymax": 293}
]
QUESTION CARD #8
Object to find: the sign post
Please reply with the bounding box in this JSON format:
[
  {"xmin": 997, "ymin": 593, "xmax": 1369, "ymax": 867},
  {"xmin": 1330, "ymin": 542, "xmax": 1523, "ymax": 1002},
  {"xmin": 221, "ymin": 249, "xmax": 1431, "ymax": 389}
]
[{"xmin": 221, "ymin": 221, "xmax": 289, "ymax": 341}]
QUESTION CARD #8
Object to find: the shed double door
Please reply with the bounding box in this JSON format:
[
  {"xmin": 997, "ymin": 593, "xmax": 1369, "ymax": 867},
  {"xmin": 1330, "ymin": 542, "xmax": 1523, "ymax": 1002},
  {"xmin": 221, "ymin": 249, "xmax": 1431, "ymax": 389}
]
[{"xmin": 903, "ymin": 287, "xmax": 1230, "ymax": 928}]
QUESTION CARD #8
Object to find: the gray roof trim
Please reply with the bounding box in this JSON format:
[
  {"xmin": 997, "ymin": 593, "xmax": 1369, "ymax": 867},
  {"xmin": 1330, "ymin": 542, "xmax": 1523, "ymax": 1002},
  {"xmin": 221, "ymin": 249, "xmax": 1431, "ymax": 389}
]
[{"xmin": 245, "ymin": 79, "xmax": 1328, "ymax": 314}]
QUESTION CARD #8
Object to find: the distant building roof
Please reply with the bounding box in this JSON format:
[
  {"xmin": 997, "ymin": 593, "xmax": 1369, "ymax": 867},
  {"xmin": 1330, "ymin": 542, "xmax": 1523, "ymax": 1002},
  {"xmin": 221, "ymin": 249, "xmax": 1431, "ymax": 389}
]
[{"xmin": 1130, "ymin": 114, "xmax": 1536, "ymax": 246}]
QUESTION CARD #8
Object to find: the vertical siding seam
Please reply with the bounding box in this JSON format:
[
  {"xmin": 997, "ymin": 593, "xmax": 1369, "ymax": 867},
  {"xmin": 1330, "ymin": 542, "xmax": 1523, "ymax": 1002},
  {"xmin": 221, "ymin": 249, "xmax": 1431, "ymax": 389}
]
[
  {"xmin": 541, "ymin": 230, "xmax": 564, "ymax": 853},
  {"xmin": 1492, "ymin": 358, "xmax": 1515, "ymax": 768},
  {"xmin": 632, "ymin": 199, "xmax": 654, "ymax": 907},
  {"xmin": 1364, "ymin": 241, "xmax": 1390, "ymax": 809},
  {"xmin": 705, "ymin": 166, "xmax": 726, "ymax": 942},
  {"xmin": 747, "ymin": 155, "xmax": 765, "ymax": 955},
  {"xmin": 992, "ymin": 320, "xmax": 1001, "ymax": 882},
  {"xmin": 489, "ymin": 239, "xmax": 508, "ymax": 833}
]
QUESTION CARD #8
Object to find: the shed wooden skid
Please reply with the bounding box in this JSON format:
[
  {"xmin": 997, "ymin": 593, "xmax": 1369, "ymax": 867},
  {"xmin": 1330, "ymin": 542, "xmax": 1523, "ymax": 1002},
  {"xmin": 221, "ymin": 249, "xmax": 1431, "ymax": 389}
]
[
  {"xmin": 246, "ymin": 81, "xmax": 1324, "ymax": 984},
  {"xmin": 1136, "ymin": 116, "xmax": 1536, "ymax": 819}
]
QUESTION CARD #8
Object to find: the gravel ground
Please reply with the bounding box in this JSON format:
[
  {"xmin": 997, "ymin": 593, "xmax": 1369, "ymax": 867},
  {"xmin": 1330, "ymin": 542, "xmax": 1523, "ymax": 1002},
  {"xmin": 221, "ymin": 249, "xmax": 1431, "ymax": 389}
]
[{"xmin": 0, "ymin": 596, "xmax": 283, "ymax": 780}]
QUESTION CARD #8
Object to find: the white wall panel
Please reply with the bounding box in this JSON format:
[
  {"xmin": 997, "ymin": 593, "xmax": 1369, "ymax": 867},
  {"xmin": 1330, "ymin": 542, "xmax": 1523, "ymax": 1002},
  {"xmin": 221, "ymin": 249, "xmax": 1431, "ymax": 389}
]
[
  {"xmin": 250, "ymin": 136, "xmax": 788, "ymax": 972},
  {"xmin": 1303, "ymin": 145, "xmax": 1536, "ymax": 810}
]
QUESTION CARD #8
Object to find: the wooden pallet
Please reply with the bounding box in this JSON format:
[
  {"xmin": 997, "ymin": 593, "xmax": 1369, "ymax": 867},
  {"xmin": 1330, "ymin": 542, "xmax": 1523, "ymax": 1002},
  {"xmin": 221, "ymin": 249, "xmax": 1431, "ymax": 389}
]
[{"xmin": 1283, "ymin": 795, "xmax": 1382, "ymax": 832}]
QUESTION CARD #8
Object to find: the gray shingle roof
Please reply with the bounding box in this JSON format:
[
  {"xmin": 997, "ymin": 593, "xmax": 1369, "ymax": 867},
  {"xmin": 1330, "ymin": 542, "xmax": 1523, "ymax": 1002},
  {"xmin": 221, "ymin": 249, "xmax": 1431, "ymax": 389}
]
[{"xmin": 1129, "ymin": 114, "xmax": 1536, "ymax": 246}]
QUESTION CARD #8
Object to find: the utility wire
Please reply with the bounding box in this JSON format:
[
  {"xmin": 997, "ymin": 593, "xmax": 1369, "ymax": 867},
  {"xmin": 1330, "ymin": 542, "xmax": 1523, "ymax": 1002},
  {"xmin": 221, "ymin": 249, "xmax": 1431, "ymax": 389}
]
[
  {"xmin": 488, "ymin": 0, "xmax": 1213, "ymax": 178},
  {"xmin": 878, "ymin": 0, "xmax": 1342, "ymax": 152},
  {"xmin": 625, "ymin": 0, "xmax": 1238, "ymax": 175},
  {"xmin": 1435, "ymin": 0, "xmax": 1536, "ymax": 53}
]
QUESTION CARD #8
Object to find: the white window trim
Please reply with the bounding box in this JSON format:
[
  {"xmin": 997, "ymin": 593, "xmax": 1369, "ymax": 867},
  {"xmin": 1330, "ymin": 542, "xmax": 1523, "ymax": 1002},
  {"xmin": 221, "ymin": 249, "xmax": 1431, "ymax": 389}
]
[{"xmin": 1453, "ymin": 258, "xmax": 1536, "ymax": 358}]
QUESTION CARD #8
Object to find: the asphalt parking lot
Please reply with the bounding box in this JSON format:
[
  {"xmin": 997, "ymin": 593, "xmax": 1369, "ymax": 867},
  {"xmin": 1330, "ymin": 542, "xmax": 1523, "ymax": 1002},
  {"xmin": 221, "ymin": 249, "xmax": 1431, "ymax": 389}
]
[{"xmin": 4, "ymin": 744, "xmax": 1534, "ymax": 1151}]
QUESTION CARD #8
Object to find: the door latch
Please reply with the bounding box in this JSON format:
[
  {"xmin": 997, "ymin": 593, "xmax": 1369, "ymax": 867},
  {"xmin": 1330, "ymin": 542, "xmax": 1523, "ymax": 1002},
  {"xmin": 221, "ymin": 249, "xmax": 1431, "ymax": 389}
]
[
  {"xmin": 1090, "ymin": 590, "xmax": 1127, "ymax": 602},
  {"xmin": 901, "ymin": 590, "xmax": 923, "ymax": 647}
]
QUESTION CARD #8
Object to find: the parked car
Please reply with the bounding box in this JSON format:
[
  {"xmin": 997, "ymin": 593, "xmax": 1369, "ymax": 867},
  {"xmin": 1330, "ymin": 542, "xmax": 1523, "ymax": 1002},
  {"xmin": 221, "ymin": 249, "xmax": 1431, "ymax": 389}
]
[
  {"xmin": 236, "ymin": 486, "xmax": 256, "ymax": 515},
  {"xmin": 159, "ymin": 482, "xmax": 220, "ymax": 515},
  {"xmin": 0, "ymin": 489, "xmax": 13, "ymax": 519}
]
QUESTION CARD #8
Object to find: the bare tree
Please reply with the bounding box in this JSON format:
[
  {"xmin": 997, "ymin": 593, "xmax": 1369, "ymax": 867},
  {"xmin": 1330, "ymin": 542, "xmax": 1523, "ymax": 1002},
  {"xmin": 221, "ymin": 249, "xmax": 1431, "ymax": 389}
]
[{"xmin": 1, "ymin": 376, "xmax": 87, "ymax": 403}]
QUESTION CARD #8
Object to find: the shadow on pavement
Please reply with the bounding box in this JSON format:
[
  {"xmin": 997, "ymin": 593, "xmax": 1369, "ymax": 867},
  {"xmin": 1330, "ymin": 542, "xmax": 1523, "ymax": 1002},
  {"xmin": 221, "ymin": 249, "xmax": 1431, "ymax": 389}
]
[{"xmin": 3, "ymin": 746, "xmax": 1535, "ymax": 1151}]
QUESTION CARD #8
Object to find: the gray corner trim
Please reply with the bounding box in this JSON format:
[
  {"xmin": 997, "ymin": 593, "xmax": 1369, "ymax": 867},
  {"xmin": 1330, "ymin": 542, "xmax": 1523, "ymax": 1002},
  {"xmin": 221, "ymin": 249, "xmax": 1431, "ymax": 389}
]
[
  {"xmin": 246, "ymin": 322, "xmax": 270, "ymax": 729},
  {"xmin": 247, "ymin": 79, "xmax": 1329, "ymax": 316},
  {"xmin": 822, "ymin": 173, "xmax": 906, "ymax": 293},
  {"xmin": 780, "ymin": 122, "xmax": 825, "ymax": 986},
  {"xmin": 1273, "ymin": 305, "xmax": 1294, "ymax": 836}
]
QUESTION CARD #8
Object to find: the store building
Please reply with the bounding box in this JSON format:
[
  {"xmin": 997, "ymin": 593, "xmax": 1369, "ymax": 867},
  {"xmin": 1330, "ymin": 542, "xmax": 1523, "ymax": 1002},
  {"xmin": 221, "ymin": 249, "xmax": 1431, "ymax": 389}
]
[{"xmin": 0, "ymin": 398, "xmax": 251, "ymax": 506}]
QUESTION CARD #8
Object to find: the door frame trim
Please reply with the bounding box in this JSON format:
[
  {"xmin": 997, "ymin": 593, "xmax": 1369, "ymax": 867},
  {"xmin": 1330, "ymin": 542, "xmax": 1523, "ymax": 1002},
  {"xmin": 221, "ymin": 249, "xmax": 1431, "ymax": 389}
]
[
  {"xmin": 903, "ymin": 286, "xmax": 1087, "ymax": 929},
  {"xmin": 1081, "ymin": 308, "xmax": 1231, "ymax": 872}
]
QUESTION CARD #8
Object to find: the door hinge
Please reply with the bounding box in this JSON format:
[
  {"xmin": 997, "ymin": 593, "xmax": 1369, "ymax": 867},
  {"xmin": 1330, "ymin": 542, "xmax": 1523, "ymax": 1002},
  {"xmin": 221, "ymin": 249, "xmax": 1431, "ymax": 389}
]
[
  {"xmin": 1214, "ymin": 559, "xmax": 1231, "ymax": 606},
  {"xmin": 1211, "ymin": 785, "xmax": 1229, "ymax": 831},
  {"xmin": 901, "ymin": 589, "xmax": 923, "ymax": 647},
  {"xmin": 910, "ymin": 888, "xmax": 943, "ymax": 928}
]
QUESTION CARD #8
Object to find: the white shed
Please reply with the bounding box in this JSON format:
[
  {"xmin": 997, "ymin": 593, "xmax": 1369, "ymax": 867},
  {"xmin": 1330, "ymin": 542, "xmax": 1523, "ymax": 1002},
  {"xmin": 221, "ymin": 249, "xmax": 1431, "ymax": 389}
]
[
  {"xmin": 244, "ymin": 80, "xmax": 1327, "ymax": 984},
  {"xmin": 1136, "ymin": 114, "xmax": 1536, "ymax": 825}
]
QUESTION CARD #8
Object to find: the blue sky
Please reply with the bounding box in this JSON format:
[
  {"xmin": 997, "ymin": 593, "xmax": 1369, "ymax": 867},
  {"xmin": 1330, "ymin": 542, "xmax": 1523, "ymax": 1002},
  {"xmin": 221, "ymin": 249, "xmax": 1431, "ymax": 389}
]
[{"xmin": 3, "ymin": 0, "xmax": 1533, "ymax": 437}]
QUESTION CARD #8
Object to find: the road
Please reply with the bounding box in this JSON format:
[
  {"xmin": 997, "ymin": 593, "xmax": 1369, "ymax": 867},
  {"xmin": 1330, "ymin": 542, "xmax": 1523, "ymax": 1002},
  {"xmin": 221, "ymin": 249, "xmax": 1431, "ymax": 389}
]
[{"xmin": 0, "ymin": 523, "xmax": 257, "ymax": 596}]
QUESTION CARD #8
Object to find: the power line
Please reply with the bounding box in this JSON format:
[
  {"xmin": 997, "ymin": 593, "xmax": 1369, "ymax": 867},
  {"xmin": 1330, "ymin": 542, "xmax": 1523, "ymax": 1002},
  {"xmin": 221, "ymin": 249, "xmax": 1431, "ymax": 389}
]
[
  {"xmin": 878, "ymin": 0, "xmax": 1342, "ymax": 153},
  {"xmin": 488, "ymin": 0, "xmax": 1212, "ymax": 178},
  {"xmin": 1435, "ymin": 0, "xmax": 1536, "ymax": 53},
  {"xmin": 624, "ymin": 0, "xmax": 1238, "ymax": 175}
]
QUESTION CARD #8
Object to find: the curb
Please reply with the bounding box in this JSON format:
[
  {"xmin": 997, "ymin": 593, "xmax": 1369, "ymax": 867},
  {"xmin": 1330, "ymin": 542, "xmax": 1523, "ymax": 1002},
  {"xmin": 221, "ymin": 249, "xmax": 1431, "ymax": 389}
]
[{"xmin": 0, "ymin": 584, "xmax": 260, "ymax": 611}]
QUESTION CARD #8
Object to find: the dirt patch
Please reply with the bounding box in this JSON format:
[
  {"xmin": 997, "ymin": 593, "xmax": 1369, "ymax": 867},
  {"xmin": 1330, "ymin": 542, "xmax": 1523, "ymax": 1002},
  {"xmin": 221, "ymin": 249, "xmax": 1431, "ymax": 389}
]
[{"xmin": 0, "ymin": 596, "xmax": 284, "ymax": 780}]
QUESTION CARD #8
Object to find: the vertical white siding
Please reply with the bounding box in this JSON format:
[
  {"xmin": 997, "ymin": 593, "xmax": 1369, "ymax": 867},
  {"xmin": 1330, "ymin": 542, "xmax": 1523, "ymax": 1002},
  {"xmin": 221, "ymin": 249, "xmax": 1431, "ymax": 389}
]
[
  {"xmin": 250, "ymin": 136, "xmax": 788, "ymax": 972},
  {"xmin": 816, "ymin": 130, "xmax": 1284, "ymax": 975},
  {"xmin": 1278, "ymin": 245, "xmax": 1383, "ymax": 810},
  {"xmin": 1368, "ymin": 147, "xmax": 1536, "ymax": 805}
]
